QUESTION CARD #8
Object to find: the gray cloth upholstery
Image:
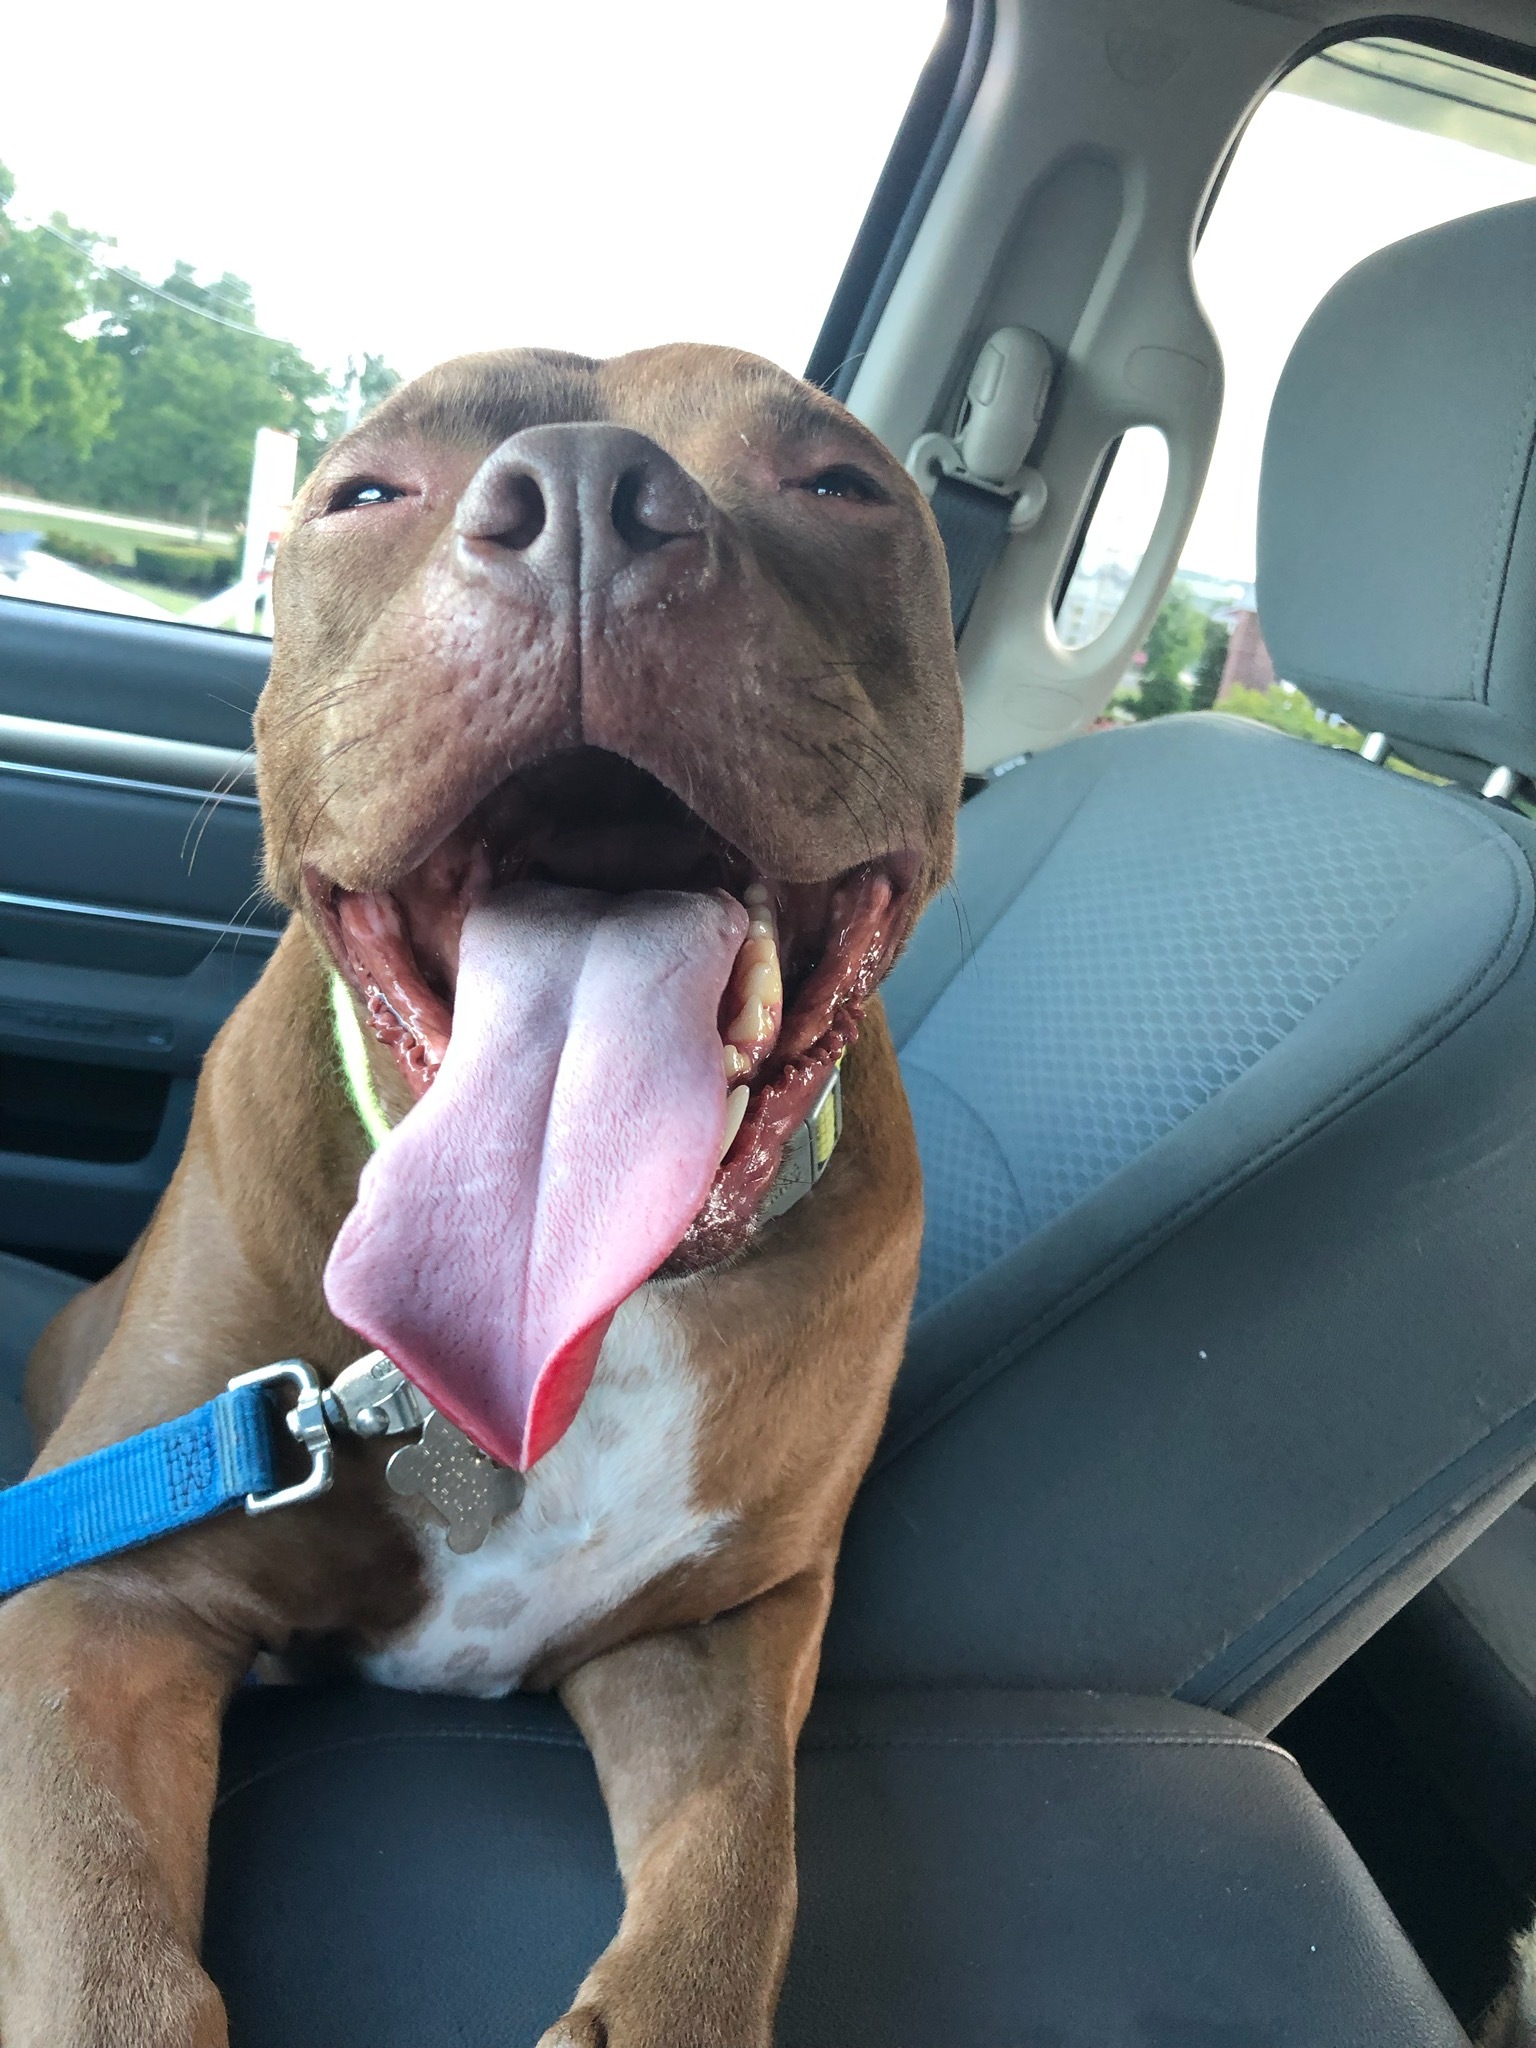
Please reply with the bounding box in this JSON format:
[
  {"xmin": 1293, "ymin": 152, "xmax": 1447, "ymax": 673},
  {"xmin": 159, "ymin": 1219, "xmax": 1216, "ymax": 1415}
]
[
  {"xmin": 810, "ymin": 197, "xmax": 1536, "ymax": 1725},
  {"xmin": 1259, "ymin": 197, "xmax": 1536, "ymax": 785},
  {"xmin": 0, "ymin": 1250, "xmax": 82, "ymax": 1485},
  {"xmin": 204, "ymin": 1684, "xmax": 1468, "ymax": 2048},
  {"xmin": 891, "ymin": 714, "xmax": 1531, "ymax": 1314},
  {"xmin": 13, "ymin": 190, "xmax": 1536, "ymax": 2043},
  {"xmin": 820, "ymin": 723, "xmax": 1536, "ymax": 1725}
]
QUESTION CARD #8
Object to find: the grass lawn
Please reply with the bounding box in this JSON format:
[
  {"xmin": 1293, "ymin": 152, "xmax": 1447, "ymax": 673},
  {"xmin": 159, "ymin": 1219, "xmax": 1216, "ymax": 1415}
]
[{"xmin": 95, "ymin": 573, "xmax": 203, "ymax": 616}]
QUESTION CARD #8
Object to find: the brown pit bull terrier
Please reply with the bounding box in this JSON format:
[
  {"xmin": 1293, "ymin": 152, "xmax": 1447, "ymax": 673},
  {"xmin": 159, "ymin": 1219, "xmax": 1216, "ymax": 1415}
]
[{"xmin": 0, "ymin": 344, "xmax": 962, "ymax": 2048}]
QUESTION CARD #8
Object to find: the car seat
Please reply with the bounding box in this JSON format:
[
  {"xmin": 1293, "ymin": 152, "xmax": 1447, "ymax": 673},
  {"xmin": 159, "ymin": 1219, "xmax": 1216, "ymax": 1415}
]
[{"xmin": 12, "ymin": 196, "xmax": 1536, "ymax": 2045}]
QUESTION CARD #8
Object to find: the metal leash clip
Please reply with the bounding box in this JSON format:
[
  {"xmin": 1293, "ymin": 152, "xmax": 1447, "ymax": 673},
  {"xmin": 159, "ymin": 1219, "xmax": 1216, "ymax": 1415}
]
[
  {"xmin": 322, "ymin": 1351, "xmax": 432, "ymax": 1439},
  {"xmin": 228, "ymin": 1352, "xmax": 523, "ymax": 1553},
  {"xmin": 230, "ymin": 1059, "xmax": 849, "ymax": 1539}
]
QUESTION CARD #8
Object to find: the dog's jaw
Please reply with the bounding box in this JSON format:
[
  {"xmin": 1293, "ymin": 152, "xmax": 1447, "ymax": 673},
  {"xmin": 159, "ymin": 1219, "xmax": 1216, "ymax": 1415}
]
[
  {"xmin": 306, "ymin": 756, "xmax": 917, "ymax": 1270},
  {"xmin": 316, "ymin": 827, "xmax": 912, "ymax": 1468}
]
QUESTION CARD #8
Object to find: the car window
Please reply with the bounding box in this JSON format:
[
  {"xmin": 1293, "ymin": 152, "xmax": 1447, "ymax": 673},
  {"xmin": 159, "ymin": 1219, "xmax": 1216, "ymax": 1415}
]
[
  {"xmin": 1069, "ymin": 34, "xmax": 1536, "ymax": 746},
  {"xmin": 0, "ymin": 0, "xmax": 944, "ymax": 636}
]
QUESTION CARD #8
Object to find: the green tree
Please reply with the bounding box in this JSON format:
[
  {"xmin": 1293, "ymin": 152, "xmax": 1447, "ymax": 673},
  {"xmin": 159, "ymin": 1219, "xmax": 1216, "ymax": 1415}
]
[
  {"xmin": 317, "ymin": 352, "xmax": 404, "ymax": 444},
  {"xmin": 0, "ymin": 165, "xmax": 398, "ymax": 522},
  {"xmin": 1142, "ymin": 587, "xmax": 1206, "ymax": 683},
  {"xmin": 1124, "ymin": 587, "xmax": 1207, "ymax": 720},
  {"xmin": 356, "ymin": 352, "xmax": 401, "ymax": 416},
  {"xmin": 1189, "ymin": 617, "xmax": 1230, "ymax": 711},
  {"xmin": 0, "ymin": 164, "xmax": 120, "ymax": 489},
  {"xmin": 81, "ymin": 264, "xmax": 331, "ymax": 523},
  {"xmin": 1132, "ymin": 670, "xmax": 1191, "ymax": 720},
  {"xmin": 1217, "ymin": 682, "xmax": 1362, "ymax": 750}
]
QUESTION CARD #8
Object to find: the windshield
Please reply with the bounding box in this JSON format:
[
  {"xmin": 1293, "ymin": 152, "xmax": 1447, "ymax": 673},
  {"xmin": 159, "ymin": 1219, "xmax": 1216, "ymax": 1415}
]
[{"xmin": 0, "ymin": 0, "xmax": 943, "ymax": 630}]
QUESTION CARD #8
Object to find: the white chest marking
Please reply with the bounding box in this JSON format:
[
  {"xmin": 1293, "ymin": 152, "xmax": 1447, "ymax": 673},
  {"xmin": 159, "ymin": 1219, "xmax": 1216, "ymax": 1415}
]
[{"xmin": 360, "ymin": 1291, "xmax": 730, "ymax": 1698}]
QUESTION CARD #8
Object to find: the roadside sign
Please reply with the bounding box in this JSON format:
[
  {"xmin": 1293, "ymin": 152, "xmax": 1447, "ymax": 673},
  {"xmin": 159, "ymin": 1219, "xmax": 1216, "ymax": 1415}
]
[{"xmin": 237, "ymin": 427, "xmax": 299, "ymax": 636}]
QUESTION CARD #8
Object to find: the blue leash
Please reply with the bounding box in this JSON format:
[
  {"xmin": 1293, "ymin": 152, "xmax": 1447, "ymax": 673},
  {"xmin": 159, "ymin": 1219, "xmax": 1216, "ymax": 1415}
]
[
  {"xmin": 0, "ymin": 1383, "xmax": 280, "ymax": 1599},
  {"xmin": 1, "ymin": 971, "xmax": 844, "ymax": 1604},
  {"xmin": 0, "ymin": 1353, "xmax": 482, "ymax": 1599}
]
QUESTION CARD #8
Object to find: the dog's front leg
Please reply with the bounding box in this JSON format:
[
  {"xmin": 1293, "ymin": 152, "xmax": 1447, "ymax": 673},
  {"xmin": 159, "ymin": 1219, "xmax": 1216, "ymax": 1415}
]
[
  {"xmin": 541, "ymin": 1569, "xmax": 832, "ymax": 2048},
  {"xmin": 0, "ymin": 1573, "xmax": 238, "ymax": 2048}
]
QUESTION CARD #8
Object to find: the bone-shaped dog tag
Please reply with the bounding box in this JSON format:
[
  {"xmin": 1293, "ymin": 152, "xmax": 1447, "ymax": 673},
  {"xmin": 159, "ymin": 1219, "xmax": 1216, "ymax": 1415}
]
[{"xmin": 385, "ymin": 1412, "xmax": 525, "ymax": 1554}]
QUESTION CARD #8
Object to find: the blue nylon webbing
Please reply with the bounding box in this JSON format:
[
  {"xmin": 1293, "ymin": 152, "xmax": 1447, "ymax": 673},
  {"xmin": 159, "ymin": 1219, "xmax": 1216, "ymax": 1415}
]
[{"xmin": 0, "ymin": 1385, "xmax": 278, "ymax": 1598}]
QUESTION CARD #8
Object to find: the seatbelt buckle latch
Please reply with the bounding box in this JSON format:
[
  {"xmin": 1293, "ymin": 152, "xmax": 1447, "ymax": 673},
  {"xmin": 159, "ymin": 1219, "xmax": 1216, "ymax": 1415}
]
[
  {"xmin": 905, "ymin": 325, "xmax": 1054, "ymax": 540},
  {"xmin": 955, "ymin": 327, "xmax": 1052, "ymax": 486}
]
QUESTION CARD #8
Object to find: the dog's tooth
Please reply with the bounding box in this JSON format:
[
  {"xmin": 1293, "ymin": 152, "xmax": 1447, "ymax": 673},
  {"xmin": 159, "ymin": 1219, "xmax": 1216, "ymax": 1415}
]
[
  {"xmin": 718, "ymin": 1085, "xmax": 750, "ymax": 1163},
  {"xmin": 724, "ymin": 943, "xmax": 782, "ymax": 1049},
  {"xmin": 743, "ymin": 884, "xmax": 775, "ymax": 939},
  {"xmin": 743, "ymin": 951, "xmax": 781, "ymax": 1006},
  {"xmin": 722, "ymin": 900, "xmax": 783, "ymax": 1074}
]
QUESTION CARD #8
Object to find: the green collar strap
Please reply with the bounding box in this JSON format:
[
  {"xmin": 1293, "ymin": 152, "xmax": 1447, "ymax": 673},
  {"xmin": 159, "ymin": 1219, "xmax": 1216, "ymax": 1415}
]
[
  {"xmin": 330, "ymin": 974, "xmax": 393, "ymax": 1150},
  {"xmin": 329, "ymin": 972, "xmax": 842, "ymax": 1210}
]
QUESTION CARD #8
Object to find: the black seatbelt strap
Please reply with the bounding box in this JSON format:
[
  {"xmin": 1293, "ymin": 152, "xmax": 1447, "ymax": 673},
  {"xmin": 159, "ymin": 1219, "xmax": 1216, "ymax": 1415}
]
[
  {"xmin": 928, "ymin": 472, "xmax": 1017, "ymax": 635},
  {"xmin": 911, "ymin": 328, "xmax": 1052, "ymax": 636}
]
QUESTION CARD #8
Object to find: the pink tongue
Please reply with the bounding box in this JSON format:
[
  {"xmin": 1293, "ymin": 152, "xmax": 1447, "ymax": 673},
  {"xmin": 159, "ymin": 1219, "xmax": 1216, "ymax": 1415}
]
[{"xmin": 323, "ymin": 883, "xmax": 748, "ymax": 1469}]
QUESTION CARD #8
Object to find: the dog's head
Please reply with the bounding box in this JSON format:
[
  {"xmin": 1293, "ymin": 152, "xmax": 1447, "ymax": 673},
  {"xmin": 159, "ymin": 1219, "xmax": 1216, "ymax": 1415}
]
[{"xmin": 256, "ymin": 344, "xmax": 962, "ymax": 1463}]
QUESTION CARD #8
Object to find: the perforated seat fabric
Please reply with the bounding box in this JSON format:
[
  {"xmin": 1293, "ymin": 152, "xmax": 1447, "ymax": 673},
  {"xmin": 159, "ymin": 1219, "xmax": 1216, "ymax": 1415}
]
[
  {"xmin": 820, "ymin": 713, "xmax": 1536, "ymax": 1724},
  {"xmin": 890, "ymin": 714, "xmax": 1530, "ymax": 1312},
  {"xmin": 820, "ymin": 199, "xmax": 1536, "ymax": 1726}
]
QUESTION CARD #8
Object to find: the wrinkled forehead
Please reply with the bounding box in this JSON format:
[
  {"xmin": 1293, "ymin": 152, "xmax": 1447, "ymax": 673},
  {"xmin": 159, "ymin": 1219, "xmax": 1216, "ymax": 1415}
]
[{"xmin": 306, "ymin": 344, "xmax": 892, "ymax": 496}]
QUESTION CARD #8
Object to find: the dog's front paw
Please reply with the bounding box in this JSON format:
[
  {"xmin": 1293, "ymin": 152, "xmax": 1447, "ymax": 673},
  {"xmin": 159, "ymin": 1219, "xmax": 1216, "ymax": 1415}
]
[
  {"xmin": 538, "ymin": 2010, "xmax": 766, "ymax": 2048},
  {"xmin": 536, "ymin": 1970, "xmax": 771, "ymax": 2048},
  {"xmin": 536, "ymin": 2011, "xmax": 607, "ymax": 2048}
]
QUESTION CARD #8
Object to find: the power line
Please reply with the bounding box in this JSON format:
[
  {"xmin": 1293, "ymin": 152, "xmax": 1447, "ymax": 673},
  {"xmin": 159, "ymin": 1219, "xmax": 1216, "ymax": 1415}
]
[{"xmin": 26, "ymin": 218, "xmax": 278, "ymax": 340}]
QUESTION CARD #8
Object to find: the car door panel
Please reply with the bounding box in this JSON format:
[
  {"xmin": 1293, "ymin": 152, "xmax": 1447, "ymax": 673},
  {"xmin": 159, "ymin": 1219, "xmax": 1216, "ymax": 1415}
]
[
  {"xmin": 0, "ymin": 600, "xmax": 266, "ymax": 745},
  {"xmin": 0, "ymin": 602, "xmax": 277, "ymax": 1264},
  {"xmin": 1, "ymin": 773, "xmax": 267, "ymax": 926}
]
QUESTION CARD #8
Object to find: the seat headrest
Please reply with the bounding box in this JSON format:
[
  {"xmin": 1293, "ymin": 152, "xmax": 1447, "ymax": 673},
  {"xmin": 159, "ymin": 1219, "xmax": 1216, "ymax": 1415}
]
[{"xmin": 1257, "ymin": 198, "xmax": 1536, "ymax": 787}]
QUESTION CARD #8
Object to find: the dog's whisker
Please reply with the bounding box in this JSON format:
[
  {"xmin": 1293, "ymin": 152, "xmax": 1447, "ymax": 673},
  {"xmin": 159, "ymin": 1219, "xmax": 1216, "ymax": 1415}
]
[{"xmin": 180, "ymin": 759, "xmax": 253, "ymax": 874}]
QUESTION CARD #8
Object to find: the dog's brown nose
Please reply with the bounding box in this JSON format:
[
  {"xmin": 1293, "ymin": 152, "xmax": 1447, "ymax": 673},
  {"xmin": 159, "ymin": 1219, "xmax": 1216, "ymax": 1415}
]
[{"xmin": 453, "ymin": 424, "xmax": 714, "ymax": 597}]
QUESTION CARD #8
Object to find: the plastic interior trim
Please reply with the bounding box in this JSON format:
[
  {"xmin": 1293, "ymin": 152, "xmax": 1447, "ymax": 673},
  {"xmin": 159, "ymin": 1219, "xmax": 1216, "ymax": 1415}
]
[
  {"xmin": 0, "ymin": 712, "xmax": 256, "ymax": 800},
  {"xmin": 0, "ymin": 889, "xmax": 282, "ymax": 945},
  {"xmin": 806, "ymin": 0, "xmax": 995, "ymax": 400}
]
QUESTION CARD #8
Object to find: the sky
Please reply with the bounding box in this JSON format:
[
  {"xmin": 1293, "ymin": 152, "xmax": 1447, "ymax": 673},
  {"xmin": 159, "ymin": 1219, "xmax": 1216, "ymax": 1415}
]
[
  {"xmin": 0, "ymin": 0, "xmax": 946, "ymax": 381},
  {"xmin": 5, "ymin": 10, "xmax": 1536, "ymax": 588}
]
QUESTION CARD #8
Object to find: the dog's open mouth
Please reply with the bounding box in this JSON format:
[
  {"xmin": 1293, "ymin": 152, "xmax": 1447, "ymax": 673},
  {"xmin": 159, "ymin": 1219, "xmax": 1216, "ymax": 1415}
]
[
  {"xmin": 312, "ymin": 749, "xmax": 910, "ymax": 1258},
  {"xmin": 313, "ymin": 749, "xmax": 913, "ymax": 1470}
]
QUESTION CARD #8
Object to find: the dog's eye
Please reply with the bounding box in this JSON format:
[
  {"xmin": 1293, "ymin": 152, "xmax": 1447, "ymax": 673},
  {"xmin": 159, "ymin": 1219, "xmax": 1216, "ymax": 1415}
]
[
  {"xmin": 793, "ymin": 465, "xmax": 887, "ymax": 505},
  {"xmin": 326, "ymin": 479, "xmax": 406, "ymax": 514}
]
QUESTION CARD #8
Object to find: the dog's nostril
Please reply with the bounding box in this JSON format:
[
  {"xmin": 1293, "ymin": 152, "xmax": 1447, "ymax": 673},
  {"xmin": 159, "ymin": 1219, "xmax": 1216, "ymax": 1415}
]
[
  {"xmin": 611, "ymin": 467, "xmax": 686, "ymax": 555},
  {"xmin": 483, "ymin": 474, "xmax": 546, "ymax": 552}
]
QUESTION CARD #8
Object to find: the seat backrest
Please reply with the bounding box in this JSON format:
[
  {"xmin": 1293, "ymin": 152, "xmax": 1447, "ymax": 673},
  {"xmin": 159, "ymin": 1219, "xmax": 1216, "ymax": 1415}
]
[
  {"xmin": 823, "ymin": 197, "xmax": 1536, "ymax": 1729},
  {"xmin": 887, "ymin": 712, "xmax": 1531, "ymax": 1319},
  {"xmin": 1259, "ymin": 197, "xmax": 1536, "ymax": 793}
]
